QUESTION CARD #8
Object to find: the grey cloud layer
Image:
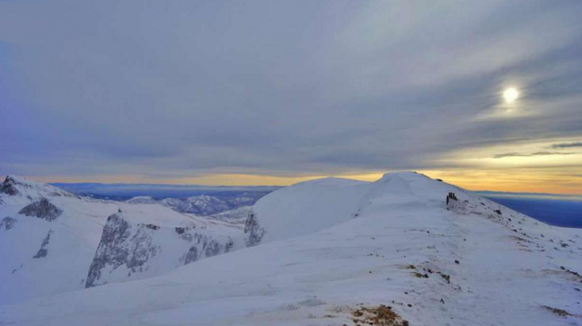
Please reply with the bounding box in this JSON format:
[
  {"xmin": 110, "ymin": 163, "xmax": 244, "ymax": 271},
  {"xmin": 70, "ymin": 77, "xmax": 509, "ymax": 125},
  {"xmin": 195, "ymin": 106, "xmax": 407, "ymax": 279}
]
[
  {"xmin": 552, "ymin": 142, "xmax": 582, "ymax": 149},
  {"xmin": 1, "ymin": 0, "xmax": 581, "ymax": 178},
  {"xmin": 493, "ymin": 152, "xmax": 574, "ymax": 159}
]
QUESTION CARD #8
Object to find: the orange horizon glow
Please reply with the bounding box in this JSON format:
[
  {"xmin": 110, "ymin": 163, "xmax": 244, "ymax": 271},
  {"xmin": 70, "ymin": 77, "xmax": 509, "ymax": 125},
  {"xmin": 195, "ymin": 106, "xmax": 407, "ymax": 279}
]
[{"xmin": 27, "ymin": 169, "xmax": 582, "ymax": 195}]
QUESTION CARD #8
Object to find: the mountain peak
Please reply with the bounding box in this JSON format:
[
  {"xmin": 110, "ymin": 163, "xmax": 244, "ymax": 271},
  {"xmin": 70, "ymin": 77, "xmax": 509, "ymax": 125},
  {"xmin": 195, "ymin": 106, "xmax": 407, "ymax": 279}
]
[
  {"xmin": 0, "ymin": 175, "xmax": 77, "ymax": 201},
  {"xmin": 378, "ymin": 171, "xmax": 429, "ymax": 182},
  {"xmin": 0, "ymin": 176, "xmax": 21, "ymax": 195}
]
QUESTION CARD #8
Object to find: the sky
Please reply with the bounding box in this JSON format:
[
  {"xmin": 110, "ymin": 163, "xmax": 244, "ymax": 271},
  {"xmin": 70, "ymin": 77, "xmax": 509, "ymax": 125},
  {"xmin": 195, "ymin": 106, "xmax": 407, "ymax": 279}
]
[{"xmin": 1, "ymin": 0, "xmax": 581, "ymax": 194}]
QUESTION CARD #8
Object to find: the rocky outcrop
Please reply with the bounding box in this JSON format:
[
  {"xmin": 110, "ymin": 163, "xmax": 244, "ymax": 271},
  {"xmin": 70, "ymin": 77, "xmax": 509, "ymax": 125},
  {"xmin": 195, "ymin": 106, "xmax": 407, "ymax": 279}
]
[
  {"xmin": 0, "ymin": 176, "xmax": 20, "ymax": 196},
  {"xmin": 244, "ymin": 210, "xmax": 265, "ymax": 247},
  {"xmin": 183, "ymin": 246, "xmax": 199, "ymax": 265},
  {"xmin": 86, "ymin": 212, "xmax": 240, "ymax": 288},
  {"xmin": 179, "ymin": 235, "xmax": 228, "ymax": 265},
  {"xmin": 33, "ymin": 230, "xmax": 53, "ymax": 259},
  {"xmin": 1, "ymin": 217, "xmax": 17, "ymax": 230},
  {"xmin": 85, "ymin": 213, "xmax": 132, "ymax": 287},
  {"xmin": 18, "ymin": 198, "xmax": 62, "ymax": 221},
  {"xmin": 446, "ymin": 192, "xmax": 470, "ymax": 213}
]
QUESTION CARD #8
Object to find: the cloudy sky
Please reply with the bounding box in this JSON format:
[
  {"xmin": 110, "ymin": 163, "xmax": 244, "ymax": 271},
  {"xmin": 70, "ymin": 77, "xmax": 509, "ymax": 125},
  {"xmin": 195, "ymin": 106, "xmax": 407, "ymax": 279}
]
[{"xmin": 1, "ymin": 0, "xmax": 581, "ymax": 193}]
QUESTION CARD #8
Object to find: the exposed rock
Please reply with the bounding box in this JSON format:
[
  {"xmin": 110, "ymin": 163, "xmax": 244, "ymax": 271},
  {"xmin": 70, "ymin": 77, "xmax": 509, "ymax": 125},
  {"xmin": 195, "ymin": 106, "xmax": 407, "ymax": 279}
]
[
  {"xmin": 225, "ymin": 237, "xmax": 234, "ymax": 253},
  {"xmin": 33, "ymin": 231, "xmax": 53, "ymax": 259},
  {"xmin": 1, "ymin": 217, "xmax": 17, "ymax": 230},
  {"xmin": 244, "ymin": 210, "xmax": 265, "ymax": 247},
  {"xmin": 0, "ymin": 176, "xmax": 20, "ymax": 196},
  {"xmin": 86, "ymin": 213, "xmax": 239, "ymax": 288},
  {"xmin": 176, "ymin": 227, "xmax": 194, "ymax": 241},
  {"xmin": 85, "ymin": 214, "xmax": 132, "ymax": 288},
  {"xmin": 446, "ymin": 192, "xmax": 470, "ymax": 213},
  {"xmin": 204, "ymin": 240, "xmax": 222, "ymax": 257},
  {"xmin": 127, "ymin": 226, "xmax": 159, "ymax": 272},
  {"xmin": 19, "ymin": 198, "xmax": 62, "ymax": 221},
  {"xmin": 144, "ymin": 224, "xmax": 160, "ymax": 230},
  {"xmin": 351, "ymin": 304, "xmax": 408, "ymax": 326},
  {"xmin": 446, "ymin": 192, "xmax": 458, "ymax": 205},
  {"xmin": 183, "ymin": 246, "xmax": 198, "ymax": 264}
]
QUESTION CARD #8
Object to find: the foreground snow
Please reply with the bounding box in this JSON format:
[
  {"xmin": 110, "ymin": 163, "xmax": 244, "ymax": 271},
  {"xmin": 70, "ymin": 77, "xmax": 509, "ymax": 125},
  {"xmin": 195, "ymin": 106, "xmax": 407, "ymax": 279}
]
[{"xmin": 1, "ymin": 172, "xmax": 581, "ymax": 325}]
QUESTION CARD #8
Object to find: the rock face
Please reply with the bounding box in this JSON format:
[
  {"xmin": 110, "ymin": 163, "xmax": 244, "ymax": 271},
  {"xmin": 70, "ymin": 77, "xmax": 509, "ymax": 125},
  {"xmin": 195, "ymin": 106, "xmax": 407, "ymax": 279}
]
[
  {"xmin": 85, "ymin": 212, "xmax": 241, "ymax": 288},
  {"xmin": 85, "ymin": 214, "xmax": 131, "ymax": 287},
  {"xmin": 0, "ymin": 217, "xmax": 17, "ymax": 230},
  {"xmin": 244, "ymin": 210, "xmax": 265, "ymax": 247},
  {"xmin": 0, "ymin": 176, "xmax": 20, "ymax": 196},
  {"xmin": 18, "ymin": 198, "xmax": 62, "ymax": 221},
  {"xmin": 33, "ymin": 231, "xmax": 53, "ymax": 259}
]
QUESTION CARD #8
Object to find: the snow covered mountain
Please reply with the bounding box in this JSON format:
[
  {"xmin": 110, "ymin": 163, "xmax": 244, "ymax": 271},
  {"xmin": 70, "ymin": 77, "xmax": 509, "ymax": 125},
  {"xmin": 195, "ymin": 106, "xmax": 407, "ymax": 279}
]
[
  {"xmin": 160, "ymin": 196, "xmax": 233, "ymax": 216},
  {"xmin": 0, "ymin": 176, "xmax": 243, "ymax": 305},
  {"xmin": 126, "ymin": 193, "xmax": 267, "ymax": 217},
  {"xmin": 1, "ymin": 172, "xmax": 581, "ymax": 325}
]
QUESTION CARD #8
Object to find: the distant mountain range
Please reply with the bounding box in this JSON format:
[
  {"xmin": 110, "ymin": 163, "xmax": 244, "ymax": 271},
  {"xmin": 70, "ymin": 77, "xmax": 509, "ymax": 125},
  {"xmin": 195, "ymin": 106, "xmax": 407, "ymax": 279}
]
[
  {"xmin": 126, "ymin": 193, "xmax": 267, "ymax": 216},
  {"xmin": 51, "ymin": 182, "xmax": 280, "ymax": 201}
]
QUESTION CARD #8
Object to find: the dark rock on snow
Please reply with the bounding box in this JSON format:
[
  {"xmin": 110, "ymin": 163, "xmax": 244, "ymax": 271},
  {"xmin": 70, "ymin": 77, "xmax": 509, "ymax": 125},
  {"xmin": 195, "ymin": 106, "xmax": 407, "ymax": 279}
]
[
  {"xmin": 0, "ymin": 176, "xmax": 20, "ymax": 196},
  {"xmin": 19, "ymin": 198, "xmax": 62, "ymax": 221},
  {"xmin": 33, "ymin": 231, "xmax": 53, "ymax": 259},
  {"xmin": 244, "ymin": 210, "xmax": 265, "ymax": 247},
  {"xmin": 1, "ymin": 217, "xmax": 17, "ymax": 230}
]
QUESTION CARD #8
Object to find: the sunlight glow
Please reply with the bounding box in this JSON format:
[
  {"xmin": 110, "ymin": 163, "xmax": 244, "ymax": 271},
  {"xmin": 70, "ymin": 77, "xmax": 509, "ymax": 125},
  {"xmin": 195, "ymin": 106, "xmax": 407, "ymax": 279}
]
[{"xmin": 503, "ymin": 87, "xmax": 520, "ymax": 104}]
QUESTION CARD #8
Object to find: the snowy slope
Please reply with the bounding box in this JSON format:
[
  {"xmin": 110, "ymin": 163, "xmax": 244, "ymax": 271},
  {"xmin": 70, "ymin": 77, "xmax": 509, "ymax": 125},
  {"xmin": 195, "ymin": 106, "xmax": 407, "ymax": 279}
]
[
  {"xmin": 1, "ymin": 172, "xmax": 581, "ymax": 325},
  {"xmin": 0, "ymin": 176, "xmax": 243, "ymax": 305},
  {"xmin": 249, "ymin": 177, "xmax": 369, "ymax": 244}
]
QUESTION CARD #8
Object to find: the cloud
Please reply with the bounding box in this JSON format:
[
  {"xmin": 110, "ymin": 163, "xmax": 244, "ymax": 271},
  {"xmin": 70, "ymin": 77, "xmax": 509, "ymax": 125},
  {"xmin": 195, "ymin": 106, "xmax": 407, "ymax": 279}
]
[
  {"xmin": 493, "ymin": 152, "xmax": 574, "ymax": 159},
  {"xmin": 551, "ymin": 142, "xmax": 582, "ymax": 149},
  {"xmin": 0, "ymin": 0, "xmax": 581, "ymax": 185}
]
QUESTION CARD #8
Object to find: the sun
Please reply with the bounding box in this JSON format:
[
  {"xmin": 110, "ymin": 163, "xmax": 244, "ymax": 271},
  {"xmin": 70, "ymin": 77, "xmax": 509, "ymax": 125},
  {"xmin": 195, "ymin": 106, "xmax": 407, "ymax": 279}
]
[{"xmin": 503, "ymin": 87, "xmax": 520, "ymax": 104}]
